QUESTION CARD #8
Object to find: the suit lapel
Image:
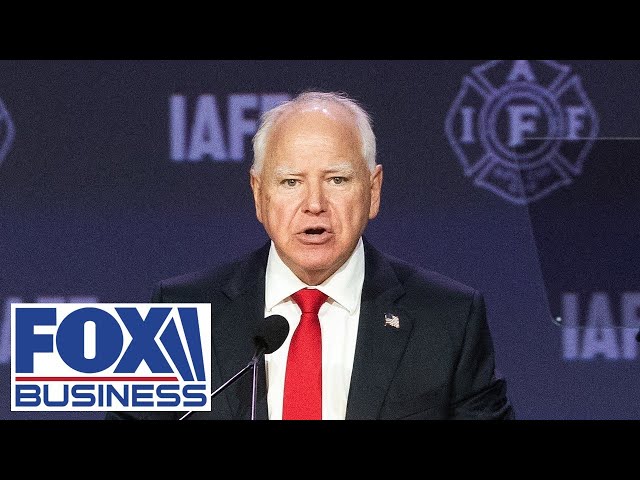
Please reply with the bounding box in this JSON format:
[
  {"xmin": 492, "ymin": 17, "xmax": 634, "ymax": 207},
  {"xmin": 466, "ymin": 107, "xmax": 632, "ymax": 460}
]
[
  {"xmin": 345, "ymin": 239, "xmax": 411, "ymax": 420},
  {"xmin": 213, "ymin": 242, "xmax": 270, "ymax": 420},
  {"xmin": 212, "ymin": 239, "xmax": 411, "ymax": 420}
]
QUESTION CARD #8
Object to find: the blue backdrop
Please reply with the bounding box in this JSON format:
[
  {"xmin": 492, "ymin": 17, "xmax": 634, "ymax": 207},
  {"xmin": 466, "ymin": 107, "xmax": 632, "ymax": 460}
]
[{"xmin": 1, "ymin": 60, "xmax": 638, "ymax": 419}]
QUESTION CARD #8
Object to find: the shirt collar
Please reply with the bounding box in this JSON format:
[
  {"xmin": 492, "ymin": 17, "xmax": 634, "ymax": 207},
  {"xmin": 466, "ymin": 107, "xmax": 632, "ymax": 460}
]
[{"xmin": 264, "ymin": 237, "xmax": 365, "ymax": 314}]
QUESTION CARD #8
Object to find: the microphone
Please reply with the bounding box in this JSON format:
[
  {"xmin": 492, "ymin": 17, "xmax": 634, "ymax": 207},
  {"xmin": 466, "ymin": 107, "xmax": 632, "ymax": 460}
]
[
  {"xmin": 248, "ymin": 315, "xmax": 289, "ymax": 419},
  {"xmin": 253, "ymin": 314, "xmax": 290, "ymax": 358},
  {"xmin": 179, "ymin": 314, "xmax": 289, "ymax": 420}
]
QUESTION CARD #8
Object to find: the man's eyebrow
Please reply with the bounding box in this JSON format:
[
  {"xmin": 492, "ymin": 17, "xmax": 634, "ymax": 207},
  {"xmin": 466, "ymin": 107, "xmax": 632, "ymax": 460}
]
[
  {"xmin": 273, "ymin": 163, "xmax": 357, "ymax": 177},
  {"xmin": 324, "ymin": 163, "xmax": 356, "ymax": 175},
  {"xmin": 274, "ymin": 166, "xmax": 303, "ymax": 177}
]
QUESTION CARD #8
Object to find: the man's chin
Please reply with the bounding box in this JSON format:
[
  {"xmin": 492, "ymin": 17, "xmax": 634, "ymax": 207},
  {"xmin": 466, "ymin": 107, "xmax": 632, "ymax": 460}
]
[{"xmin": 289, "ymin": 256, "xmax": 340, "ymax": 285}]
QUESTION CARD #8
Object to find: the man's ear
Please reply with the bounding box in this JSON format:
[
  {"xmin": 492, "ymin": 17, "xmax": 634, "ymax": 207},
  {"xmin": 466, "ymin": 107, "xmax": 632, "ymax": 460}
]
[
  {"xmin": 250, "ymin": 170, "xmax": 263, "ymax": 224},
  {"xmin": 368, "ymin": 164, "xmax": 383, "ymax": 220}
]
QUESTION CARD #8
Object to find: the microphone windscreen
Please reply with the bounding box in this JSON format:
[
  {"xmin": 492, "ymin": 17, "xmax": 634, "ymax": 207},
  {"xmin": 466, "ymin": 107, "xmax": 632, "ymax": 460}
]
[{"xmin": 253, "ymin": 315, "xmax": 290, "ymax": 354}]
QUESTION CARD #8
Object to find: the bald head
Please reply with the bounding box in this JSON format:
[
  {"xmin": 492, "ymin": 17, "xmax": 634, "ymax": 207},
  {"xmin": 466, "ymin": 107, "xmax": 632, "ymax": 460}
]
[{"xmin": 251, "ymin": 91, "xmax": 377, "ymax": 175}]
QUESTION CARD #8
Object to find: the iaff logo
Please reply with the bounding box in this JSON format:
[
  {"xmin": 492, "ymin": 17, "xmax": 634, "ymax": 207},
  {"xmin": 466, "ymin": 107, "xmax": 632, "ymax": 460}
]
[
  {"xmin": 446, "ymin": 60, "xmax": 599, "ymax": 205},
  {"xmin": 169, "ymin": 93, "xmax": 291, "ymax": 162},
  {"xmin": 11, "ymin": 303, "xmax": 212, "ymax": 411},
  {"xmin": 559, "ymin": 292, "xmax": 640, "ymax": 361},
  {"xmin": 0, "ymin": 97, "xmax": 16, "ymax": 167}
]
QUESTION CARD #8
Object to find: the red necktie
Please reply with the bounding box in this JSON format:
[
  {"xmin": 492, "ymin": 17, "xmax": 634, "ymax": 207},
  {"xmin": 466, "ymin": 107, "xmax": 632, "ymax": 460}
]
[{"xmin": 283, "ymin": 288, "xmax": 328, "ymax": 420}]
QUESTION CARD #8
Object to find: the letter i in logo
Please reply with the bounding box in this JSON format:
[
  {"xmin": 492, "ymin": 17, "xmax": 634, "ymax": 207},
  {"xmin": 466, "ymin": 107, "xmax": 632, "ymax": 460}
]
[{"xmin": 0, "ymin": 98, "xmax": 16, "ymax": 167}]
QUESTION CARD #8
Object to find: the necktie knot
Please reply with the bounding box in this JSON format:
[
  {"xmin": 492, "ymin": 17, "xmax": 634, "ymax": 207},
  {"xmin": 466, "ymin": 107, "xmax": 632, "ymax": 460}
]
[{"xmin": 291, "ymin": 288, "xmax": 328, "ymax": 315}]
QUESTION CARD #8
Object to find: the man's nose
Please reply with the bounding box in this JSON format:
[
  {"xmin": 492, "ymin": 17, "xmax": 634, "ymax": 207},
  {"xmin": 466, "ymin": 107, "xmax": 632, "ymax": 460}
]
[{"xmin": 303, "ymin": 182, "xmax": 327, "ymax": 214}]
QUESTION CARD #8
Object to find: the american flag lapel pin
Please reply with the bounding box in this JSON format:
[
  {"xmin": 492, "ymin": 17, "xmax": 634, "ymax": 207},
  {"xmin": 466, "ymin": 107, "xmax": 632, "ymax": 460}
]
[{"xmin": 384, "ymin": 313, "xmax": 400, "ymax": 329}]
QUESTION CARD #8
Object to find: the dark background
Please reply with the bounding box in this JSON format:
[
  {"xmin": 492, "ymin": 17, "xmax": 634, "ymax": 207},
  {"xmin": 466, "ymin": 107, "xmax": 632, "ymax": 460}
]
[{"xmin": 1, "ymin": 60, "xmax": 638, "ymax": 419}]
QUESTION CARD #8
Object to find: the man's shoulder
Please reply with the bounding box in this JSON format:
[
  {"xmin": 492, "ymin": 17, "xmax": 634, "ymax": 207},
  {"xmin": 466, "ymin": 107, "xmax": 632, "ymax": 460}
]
[
  {"xmin": 373, "ymin": 245, "xmax": 479, "ymax": 301},
  {"xmin": 152, "ymin": 243, "xmax": 269, "ymax": 301},
  {"xmin": 156, "ymin": 263, "xmax": 235, "ymax": 292}
]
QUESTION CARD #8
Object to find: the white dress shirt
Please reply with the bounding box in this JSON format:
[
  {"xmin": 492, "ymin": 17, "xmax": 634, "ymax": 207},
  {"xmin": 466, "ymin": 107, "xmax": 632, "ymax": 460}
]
[{"xmin": 263, "ymin": 237, "xmax": 365, "ymax": 420}]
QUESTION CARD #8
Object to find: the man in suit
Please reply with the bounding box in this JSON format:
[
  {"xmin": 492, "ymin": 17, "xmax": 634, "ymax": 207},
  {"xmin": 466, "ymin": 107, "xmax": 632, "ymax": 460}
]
[{"xmin": 106, "ymin": 90, "xmax": 514, "ymax": 420}]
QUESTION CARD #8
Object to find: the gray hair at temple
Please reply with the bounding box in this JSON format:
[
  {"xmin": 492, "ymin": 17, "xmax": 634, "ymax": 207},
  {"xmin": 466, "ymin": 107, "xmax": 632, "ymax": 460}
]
[{"xmin": 251, "ymin": 91, "xmax": 377, "ymax": 174}]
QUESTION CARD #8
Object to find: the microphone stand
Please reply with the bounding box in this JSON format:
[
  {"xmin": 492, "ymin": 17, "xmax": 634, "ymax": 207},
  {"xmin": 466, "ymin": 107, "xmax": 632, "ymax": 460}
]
[
  {"xmin": 251, "ymin": 356, "xmax": 259, "ymax": 420},
  {"xmin": 179, "ymin": 352, "xmax": 263, "ymax": 421},
  {"xmin": 177, "ymin": 313, "xmax": 289, "ymax": 421}
]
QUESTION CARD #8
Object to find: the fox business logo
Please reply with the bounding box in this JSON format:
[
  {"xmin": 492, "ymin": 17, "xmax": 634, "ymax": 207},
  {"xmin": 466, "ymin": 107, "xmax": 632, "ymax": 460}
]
[{"xmin": 11, "ymin": 303, "xmax": 211, "ymax": 412}]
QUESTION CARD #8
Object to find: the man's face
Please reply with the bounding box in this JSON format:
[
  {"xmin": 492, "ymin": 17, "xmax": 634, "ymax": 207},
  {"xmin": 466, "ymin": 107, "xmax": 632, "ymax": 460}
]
[{"xmin": 251, "ymin": 104, "xmax": 383, "ymax": 285}]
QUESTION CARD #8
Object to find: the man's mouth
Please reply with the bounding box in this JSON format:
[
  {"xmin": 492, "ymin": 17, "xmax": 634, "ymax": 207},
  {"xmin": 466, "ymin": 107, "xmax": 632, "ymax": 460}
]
[{"xmin": 297, "ymin": 227, "xmax": 333, "ymax": 244}]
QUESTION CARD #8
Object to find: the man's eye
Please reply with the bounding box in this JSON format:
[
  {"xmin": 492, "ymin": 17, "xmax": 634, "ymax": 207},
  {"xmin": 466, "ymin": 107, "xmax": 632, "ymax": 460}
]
[
  {"xmin": 331, "ymin": 177, "xmax": 346, "ymax": 185},
  {"xmin": 283, "ymin": 179, "xmax": 298, "ymax": 187}
]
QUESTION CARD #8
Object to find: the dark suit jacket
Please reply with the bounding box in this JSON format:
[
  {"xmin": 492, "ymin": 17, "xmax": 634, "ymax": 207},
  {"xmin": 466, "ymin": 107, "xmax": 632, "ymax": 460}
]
[{"xmin": 106, "ymin": 238, "xmax": 514, "ymax": 420}]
